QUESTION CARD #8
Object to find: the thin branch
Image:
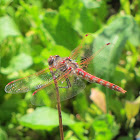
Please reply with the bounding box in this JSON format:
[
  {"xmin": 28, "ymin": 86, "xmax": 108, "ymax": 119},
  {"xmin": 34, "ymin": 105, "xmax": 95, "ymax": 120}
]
[{"xmin": 50, "ymin": 68, "xmax": 64, "ymax": 140}]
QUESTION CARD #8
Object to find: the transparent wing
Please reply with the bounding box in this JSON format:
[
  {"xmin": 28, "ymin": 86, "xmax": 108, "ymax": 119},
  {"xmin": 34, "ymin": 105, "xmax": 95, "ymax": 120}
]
[
  {"xmin": 70, "ymin": 34, "xmax": 114, "ymax": 78},
  {"xmin": 90, "ymin": 42, "xmax": 114, "ymax": 78},
  {"xmin": 5, "ymin": 68, "xmax": 57, "ymax": 94},
  {"xmin": 31, "ymin": 74, "xmax": 86, "ymax": 106},
  {"xmin": 70, "ymin": 34, "xmax": 91, "ymax": 63}
]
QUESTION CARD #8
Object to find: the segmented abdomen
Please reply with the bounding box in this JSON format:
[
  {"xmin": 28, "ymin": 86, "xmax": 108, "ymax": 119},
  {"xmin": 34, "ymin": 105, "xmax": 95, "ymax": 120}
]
[{"xmin": 76, "ymin": 68, "xmax": 126, "ymax": 93}]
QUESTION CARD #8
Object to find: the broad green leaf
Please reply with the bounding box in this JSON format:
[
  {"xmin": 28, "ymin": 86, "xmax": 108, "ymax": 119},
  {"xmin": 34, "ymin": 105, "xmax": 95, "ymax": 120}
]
[
  {"xmin": 1, "ymin": 53, "xmax": 33, "ymax": 74},
  {"xmin": 19, "ymin": 107, "xmax": 75, "ymax": 130},
  {"xmin": 0, "ymin": 0, "xmax": 12, "ymax": 5},
  {"xmin": 69, "ymin": 123, "xmax": 88, "ymax": 140},
  {"xmin": 115, "ymin": 66, "xmax": 128, "ymax": 81},
  {"xmin": 65, "ymin": 130, "xmax": 79, "ymax": 140},
  {"xmin": 0, "ymin": 128, "xmax": 8, "ymax": 140},
  {"xmin": 0, "ymin": 16, "xmax": 20, "ymax": 42},
  {"xmin": 120, "ymin": 0, "xmax": 131, "ymax": 15},
  {"xmin": 59, "ymin": 0, "xmax": 99, "ymax": 34},
  {"xmin": 135, "ymin": 67, "xmax": 140, "ymax": 84},
  {"xmin": 93, "ymin": 16, "xmax": 139, "ymax": 79},
  {"xmin": 43, "ymin": 12, "xmax": 79, "ymax": 50},
  {"xmin": 0, "ymin": 95, "xmax": 26, "ymax": 123},
  {"xmin": 73, "ymin": 6, "xmax": 98, "ymax": 34},
  {"xmin": 92, "ymin": 114, "xmax": 119, "ymax": 140},
  {"xmin": 125, "ymin": 96, "xmax": 140, "ymax": 120},
  {"xmin": 82, "ymin": 0, "xmax": 108, "ymax": 21},
  {"xmin": 82, "ymin": 0, "xmax": 102, "ymax": 9},
  {"xmin": 107, "ymin": 97, "xmax": 124, "ymax": 122},
  {"xmin": 127, "ymin": 20, "xmax": 140, "ymax": 46},
  {"xmin": 73, "ymin": 92, "xmax": 88, "ymax": 118},
  {"xmin": 41, "ymin": 44, "xmax": 70, "ymax": 59}
]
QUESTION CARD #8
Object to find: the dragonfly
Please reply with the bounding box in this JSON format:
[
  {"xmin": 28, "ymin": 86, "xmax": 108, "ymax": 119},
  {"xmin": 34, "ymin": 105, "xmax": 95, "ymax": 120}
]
[{"xmin": 5, "ymin": 34, "xmax": 126, "ymax": 105}]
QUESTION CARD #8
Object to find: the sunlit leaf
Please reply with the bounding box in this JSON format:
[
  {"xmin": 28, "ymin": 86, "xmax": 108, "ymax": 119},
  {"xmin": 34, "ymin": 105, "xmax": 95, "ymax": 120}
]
[
  {"xmin": 120, "ymin": 0, "xmax": 131, "ymax": 14},
  {"xmin": 43, "ymin": 12, "xmax": 79, "ymax": 50},
  {"xmin": 125, "ymin": 96, "xmax": 140, "ymax": 120},
  {"xmin": 93, "ymin": 16, "xmax": 140, "ymax": 80},
  {"xmin": 69, "ymin": 123, "xmax": 88, "ymax": 140},
  {"xmin": 59, "ymin": 0, "xmax": 99, "ymax": 34},
  {"xmin": 73, "ymin": 92, "xmax": 89, "ymax": 118},
  {"xmin": 1, "ymin": 53, "xmax": 33, "ymax": 74},
  {"xmin": 0, "ymin": 16, "xmax": 20, "ymax": 42},
  {"xmin": 92, "ymin": 114, "xmax": 119, "ymax": 140},
  {"xmin": 41, "ymin": 44, "xmax": 70, "ymax": 59},
  {"xmin": 82, "ymin": 0, "xmax": 101, "ymax": 9},
  {"xmin": 0, "ymin": 95, "xmax": 26, "ymax": 123},
  {"xmin": 107, "ymin": 97, "xmax": 124, "ymax": 120},
  {"xmin": 64, "ymin": 130, "xmax": 79, "ymax": 140},
  {"xmin": 19, "ymin": 107, "xmax": 75, "ymax": 130},
  {"xmin": 135, "ymin": 67, "xmax": 140, "ymax": 84},
  {"xmin": 0, "ymin": 128, "xmax": 8, "ymax": 140}
]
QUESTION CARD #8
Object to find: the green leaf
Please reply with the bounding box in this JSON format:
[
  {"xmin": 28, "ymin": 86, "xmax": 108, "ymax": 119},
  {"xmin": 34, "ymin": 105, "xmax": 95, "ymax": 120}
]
[
  {"xmin": 0, "ymin": 16, "xmax": 20, "ymax": 43},
  {"xmin": 108, "ymin": 97, "xmax": 124, "ymax": 121},
  {"xmin": 125, "ymin": 96, "xmax": 140, "ymax": 120},
  {"xmin": 73, "ymin": 93, "xmax": 89, "ymax": 118},
  {"xmin": 65, "ymin": 131, "xmax": 79, "ymax": 140},
  {"xmin": 0, "ymin": 128, "xmax": 8, "ymax": 140},
  {"xmin": 92, "ymin": 114, "xmax": 119, "ymax": 140},
  {"xmin": 0, "ymin": 0, "xmax": 12, "ymax": 5},
  {"xmin": 41, "ymin": 44, "xmax": 70, "ymax": 59},
  {"xmin": 19, "ymin": 107, "xmax": 75, "ymax": 130},
  {"xmin": 43, "ymin": 12, "xmax": 79, "ymax": 50},
  {"xmin": 82, "ymin": 0, "xmax": 108, "ymax": 21},
  {"xmin": 93, "ymin": 16, "xmax": 139, "ymax": 79},
  {"xmin": 59, "ymin": 0, "xmax": 99, "ymax": 34},
  {"xmin": 69, "ymin": 123, "xmax": 88, "ymax": 140},
  {"xmin": 127, "ymin": 20, "xmax": 140, "ymax": 46},
  {"xmin": 0, "ymin": 95, "xmax": 26, "ymax": 122},
  {"xmin": 135, "ymin": 67, "xmax": 140, "ymax": 84},
  {"xmin": 82, "ymin": 0, "xmax": 101, "ymax": 9},
  {"xmin": 73, "ymin": 6, "xmax": 98, "ymax": 34},
  {"xmin": 1, "ymin": 53, "xmax": 33, "ymax": 74},
  {"xmin": 120, "ymin": 0, "xmax": 131, "ymax": 15}
]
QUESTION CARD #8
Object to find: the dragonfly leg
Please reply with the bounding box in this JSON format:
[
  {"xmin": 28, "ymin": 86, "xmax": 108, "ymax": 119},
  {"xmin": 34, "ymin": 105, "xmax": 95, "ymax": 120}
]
[{"xmin": 59, "ymin": 77, "xmax": 71, "ymax": 88}]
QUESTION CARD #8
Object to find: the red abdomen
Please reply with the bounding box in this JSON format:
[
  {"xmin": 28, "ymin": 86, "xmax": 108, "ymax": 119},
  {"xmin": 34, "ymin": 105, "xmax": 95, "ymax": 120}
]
[{"xmin": 76, "ymin": 68, "xmax": 126, "ymax": 94}]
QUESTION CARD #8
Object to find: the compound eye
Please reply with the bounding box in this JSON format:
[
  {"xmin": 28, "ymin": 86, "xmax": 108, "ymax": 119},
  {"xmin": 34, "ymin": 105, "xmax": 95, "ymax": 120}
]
[
  {"xmin": 55, "ymin": 55, "xmax": 60, "ymax": 58},
  {"xmin": 48, "ymin": 59, "xmax": 54, "ymax": 65},
  {"xmin": 55, "ymin": 55, "xmax": 60, "ymax": 61},
  {"xmin": 48, "ymin": 57, "xmax": 54, "ymax": 66}
]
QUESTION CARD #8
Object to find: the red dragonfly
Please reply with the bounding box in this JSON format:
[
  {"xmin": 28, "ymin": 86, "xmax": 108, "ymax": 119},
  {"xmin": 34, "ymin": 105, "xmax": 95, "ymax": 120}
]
[{"xmin": 5, "ymin": 34, "xmax": 126, "ymax": 105}]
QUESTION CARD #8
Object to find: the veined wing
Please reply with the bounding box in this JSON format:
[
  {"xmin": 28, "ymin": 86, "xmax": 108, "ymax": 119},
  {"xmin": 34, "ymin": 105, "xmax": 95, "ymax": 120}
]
[
  {"xmin": 31, "ymin": 70, "xmax": 86, "ymax": 106},
  {"xmin": 5, "ymin": 68, "xmax": 55, "ymax": 94},
  {"xmin": 79, "ymin": 42, "xmax": 112, "ymax": 69},
  {"xmin": 70, "ymin": 33, "xmax": 114, "ymax": 78},
  {"xmin": 70, "ymin": 34, "xmax": 91, "ymax": 62}
]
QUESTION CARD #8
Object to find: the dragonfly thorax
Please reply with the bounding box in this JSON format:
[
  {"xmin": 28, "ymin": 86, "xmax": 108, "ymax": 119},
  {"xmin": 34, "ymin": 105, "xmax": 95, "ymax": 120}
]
[{"xmin": 48, "ymin": 55, "xmax": 79, "ymax": 74}]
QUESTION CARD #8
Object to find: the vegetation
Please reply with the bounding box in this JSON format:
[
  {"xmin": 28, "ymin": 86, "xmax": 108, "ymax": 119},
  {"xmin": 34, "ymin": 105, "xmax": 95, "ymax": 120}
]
[{"xmin": 0, "ymin": 0, "xmax": 140, "ymax": 140}]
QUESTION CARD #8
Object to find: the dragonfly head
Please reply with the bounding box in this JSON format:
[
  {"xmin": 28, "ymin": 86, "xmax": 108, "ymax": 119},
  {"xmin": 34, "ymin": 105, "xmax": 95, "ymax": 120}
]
[{"xmin": 48, "ymin": 55, "xmax": 60, "ymax": 66}]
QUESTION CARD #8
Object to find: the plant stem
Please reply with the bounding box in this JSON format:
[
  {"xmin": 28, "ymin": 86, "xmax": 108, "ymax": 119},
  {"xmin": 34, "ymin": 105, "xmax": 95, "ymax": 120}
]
[{"xmin": 50, "ymin": 68, "xmax": 64, "ymax": 140}]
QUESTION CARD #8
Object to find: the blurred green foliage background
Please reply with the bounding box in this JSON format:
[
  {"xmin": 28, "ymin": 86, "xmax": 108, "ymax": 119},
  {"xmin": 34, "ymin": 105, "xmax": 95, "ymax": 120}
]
[{"xmin": 0, "ymin": 0, "xmax": 140, "ymax": 140}]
